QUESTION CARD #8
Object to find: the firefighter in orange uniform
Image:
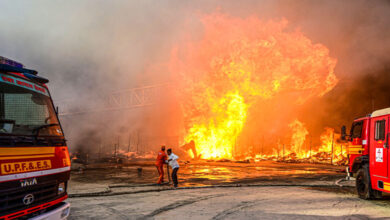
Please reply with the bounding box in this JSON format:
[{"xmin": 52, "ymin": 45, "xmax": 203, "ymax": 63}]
[{"xmin": 156, "ymin": 145, "xmax": 168, "ymax": 184}]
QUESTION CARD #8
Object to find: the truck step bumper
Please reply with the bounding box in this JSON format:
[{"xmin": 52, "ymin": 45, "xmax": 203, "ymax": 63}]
[{"xmin": 29, "ymin": 202, "xmax": 70, "ymax": 220}]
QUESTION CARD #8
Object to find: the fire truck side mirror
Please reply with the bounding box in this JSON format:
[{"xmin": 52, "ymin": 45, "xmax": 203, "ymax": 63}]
[{"xmin": 341, "ymin": 125, "xmax": 346, "ymax": 140}]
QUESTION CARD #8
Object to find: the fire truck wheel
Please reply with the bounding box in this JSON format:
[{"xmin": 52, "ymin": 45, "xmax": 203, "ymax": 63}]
[
  {"xmin": 356, "ymin": 165, "xmax": 382, "ymax": 199},
  {"xmin": 356, "ymin": 167, "xmax": 370, "ymax": 199}
]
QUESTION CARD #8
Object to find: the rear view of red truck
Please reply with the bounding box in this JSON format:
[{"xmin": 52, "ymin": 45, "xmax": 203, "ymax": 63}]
[
  {"xmin": 342, "ymin": 107, "xmax": 390, "ymax": 199},
  {"xmin": 0, "ymin": 56, "xmax": 70, "ymax": 219}
]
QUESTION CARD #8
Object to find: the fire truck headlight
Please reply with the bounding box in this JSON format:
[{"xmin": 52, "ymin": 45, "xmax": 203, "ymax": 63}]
[{"xmin": 58, "ymin": 182, "xmax": 65, "ymax": 195}]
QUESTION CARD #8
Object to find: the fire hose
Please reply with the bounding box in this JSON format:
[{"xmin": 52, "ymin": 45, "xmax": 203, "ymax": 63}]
[
  {"xmin": 68, "ymin": 182, "xmax": 354, "ymax": 198},
  {"xmin": 166, "ymin": 162, "xmax": 171, "ymax": 183}
]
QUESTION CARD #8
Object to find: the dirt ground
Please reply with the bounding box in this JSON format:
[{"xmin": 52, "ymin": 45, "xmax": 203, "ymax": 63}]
[
  {"xmin": 68, "ymin": 186, "xmax": 390, "ymax": 219},
  {"xmin": 67, "ymin": 161, "xmax": 390, "ymax": 219}
]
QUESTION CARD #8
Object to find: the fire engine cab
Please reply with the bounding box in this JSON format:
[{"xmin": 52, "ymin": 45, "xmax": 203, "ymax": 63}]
[
  {"xmin": 0, "ymin": 56, "xmax": 70, "ymax": 219},
  {"xmin": 342, "ymin": 107, "xmax": 390, "ymax": 199}
]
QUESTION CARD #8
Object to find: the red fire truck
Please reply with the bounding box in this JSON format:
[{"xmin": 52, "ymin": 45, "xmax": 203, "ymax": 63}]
[
  {"xmin": 342, "ymin": 107, "xmax": 390, "ymax": 199},
  {"xmin": 0, "ymin": 57, "xmax": 70, "ymax": 219}
]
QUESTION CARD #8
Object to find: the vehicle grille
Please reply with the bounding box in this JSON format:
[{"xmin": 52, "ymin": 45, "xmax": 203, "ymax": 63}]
[{"xmin": 0, "ymin": 181, "xmax": 58, "ymax": 216}]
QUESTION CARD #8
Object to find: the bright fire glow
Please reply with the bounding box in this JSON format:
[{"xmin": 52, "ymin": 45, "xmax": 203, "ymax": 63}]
[
  {"xmin": 289, "ymin": 119, "xmax": 309, "ymax": 158},
  {"xmin": 170, "ymin": 13, "xmax": 338, "ymax": 159},
  {"xmin": 317, "ymin": 127, "xmax": 347, "ymax": 163}
]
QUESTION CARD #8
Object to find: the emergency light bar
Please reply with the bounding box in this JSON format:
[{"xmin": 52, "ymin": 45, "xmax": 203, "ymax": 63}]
[
  {"xmin": 0, "ymin": 56, "xmax": 24, "ymax": 68},
  {"xmin": 23, "ymin": 72, "xmax": 49, "ymax": 84},
  {"xmin": 0, "ymin": 64, "xmax": 38, "ymax": 75},
  {"xmin": 0, "ymin": 56, "xmax": 49, "ymax": 84}
]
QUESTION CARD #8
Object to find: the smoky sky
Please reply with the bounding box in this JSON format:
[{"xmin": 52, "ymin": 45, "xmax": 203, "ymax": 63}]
[{"xmin": 1, "ymin": 0, "xmax": 390, "ymax": 153}]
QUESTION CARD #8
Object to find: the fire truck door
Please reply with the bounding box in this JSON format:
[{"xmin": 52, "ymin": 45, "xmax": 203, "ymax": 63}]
[{"xmin": 371, "ymin": 116, "xmax": 388, "ymax": 178}]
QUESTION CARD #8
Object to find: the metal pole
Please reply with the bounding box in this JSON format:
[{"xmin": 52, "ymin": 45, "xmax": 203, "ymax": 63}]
[
  {"xmin": 117, "ymin": 136, "xmax": 120, "ymax": 159},
  {"xmin": 137, "ymin": 131, "xmax": 140, "ymax": 154},
  {"xmin": 166, "ymin": 163, "xmax": 171, "ymax": 184},
  {"xmin": 261, "ymin": 135, "xmax": 264, "ymax": 155},
  {"xmin": 309, "ymin": 135, "xmax": 312, "ymax": 160},
  {"xmin": 127, "ymin": 134, "xmax": 131, "ymax": 159},
  {"xmin": 99, "ymin": 143, "xmax": 102, "ymax": 159},
  {"xmin": 113, "ymin": 141, "xmax": 116, "ymax": 158},
  {"xmin": 331, "ymin": 132, "xmax": 334, "ymax": 165}
]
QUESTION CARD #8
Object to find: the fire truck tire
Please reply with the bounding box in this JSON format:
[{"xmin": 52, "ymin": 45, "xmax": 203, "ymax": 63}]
[
  {"xmin": 356, "ymin": 165, "xmax": 382, "ymax": 199},
  {"xmin": 356, "ymin": 168, "xmax": 370, "ymax": 199}
]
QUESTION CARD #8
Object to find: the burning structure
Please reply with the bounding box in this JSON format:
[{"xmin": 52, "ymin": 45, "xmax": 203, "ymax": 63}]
[{"xmin": 169, "ymin": 13, "xmax": 340, "ymax": 162}]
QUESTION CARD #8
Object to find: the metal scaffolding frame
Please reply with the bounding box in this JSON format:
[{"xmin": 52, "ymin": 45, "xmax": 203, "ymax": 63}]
[{"xmin": 57, "ymin": 83, "xmax": 169, "ymax": 116}]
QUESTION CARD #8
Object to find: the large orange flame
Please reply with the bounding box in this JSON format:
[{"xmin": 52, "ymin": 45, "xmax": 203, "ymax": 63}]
[
  {"xmin": 170, "ymin": 13, "xmax": 338, "ymax": 159},
  {"xmin": 289, "ymin": 119, "xmax": 309, "ymax": 158},
  {"xmin": 317, "ymin": 127, "xmax": 347, "ymax": 163}
]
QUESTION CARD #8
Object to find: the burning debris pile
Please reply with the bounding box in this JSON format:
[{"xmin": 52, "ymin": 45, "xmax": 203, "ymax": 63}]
[
  {"xmin": 214, "ymin": 125, "xmax": 347, "ymax": 165},
  {"xmin": 170, "ymin": 13, "xmax": 340, "ymax": 162},
  {"xmin": 269, "ymin": 126, "xmax": 347, "ymax": 165}
]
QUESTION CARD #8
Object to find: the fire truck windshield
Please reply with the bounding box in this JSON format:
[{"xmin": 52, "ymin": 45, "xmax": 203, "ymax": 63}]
[
  {"xmin": 350, "ymin": 121, "xmax": 363, "ymax": 139},
  {"xmin": 0, "ymin": 81, "xmax": 63, "ymax": 137}
]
